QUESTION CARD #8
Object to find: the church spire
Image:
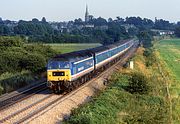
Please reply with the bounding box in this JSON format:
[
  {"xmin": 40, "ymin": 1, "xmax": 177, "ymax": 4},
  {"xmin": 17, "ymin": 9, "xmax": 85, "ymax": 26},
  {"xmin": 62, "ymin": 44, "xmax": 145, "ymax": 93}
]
[
  {"xmin": 85, "ymin": 4, "xmax": 89, "ymax": 22},
  {"xmin": 86, "ymin": 4, "xmax": 89, "ymax": 16}
]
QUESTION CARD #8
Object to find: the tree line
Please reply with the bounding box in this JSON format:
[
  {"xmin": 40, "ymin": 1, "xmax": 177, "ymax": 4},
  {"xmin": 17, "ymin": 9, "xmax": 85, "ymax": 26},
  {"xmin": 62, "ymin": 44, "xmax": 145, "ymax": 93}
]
[{"xmin": 0, "ymin": 16, "xmax": 180, "ymax": 44}]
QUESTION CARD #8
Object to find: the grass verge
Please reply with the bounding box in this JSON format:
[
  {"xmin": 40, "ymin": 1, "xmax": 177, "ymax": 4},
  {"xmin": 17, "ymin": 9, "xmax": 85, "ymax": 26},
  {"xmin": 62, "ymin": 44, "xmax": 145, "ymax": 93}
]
[
  {"xmin": 155, "ymin": 39, "xmax": 180, "ymax": 123},
  {"xmin": 0, "ymin": 70, "xmax": 36, "ymax": 95},
  {"xmin": 63, "ymin": 47, "xmax": 170, "ymax": 124}
]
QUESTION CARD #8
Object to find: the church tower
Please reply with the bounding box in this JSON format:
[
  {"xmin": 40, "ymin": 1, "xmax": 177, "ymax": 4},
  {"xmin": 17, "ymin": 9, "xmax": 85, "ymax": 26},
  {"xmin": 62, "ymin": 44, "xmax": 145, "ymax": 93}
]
[{"xmin": 85, "ymin": 5, "xmax": 90, "ymax": 22}]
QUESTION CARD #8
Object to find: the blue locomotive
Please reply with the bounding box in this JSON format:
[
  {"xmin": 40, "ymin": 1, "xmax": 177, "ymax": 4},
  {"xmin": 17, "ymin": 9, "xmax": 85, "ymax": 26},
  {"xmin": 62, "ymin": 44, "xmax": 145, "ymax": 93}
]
[{"xmin": 47, "ymin": 39, "xmax": 135, "ymax": 93}]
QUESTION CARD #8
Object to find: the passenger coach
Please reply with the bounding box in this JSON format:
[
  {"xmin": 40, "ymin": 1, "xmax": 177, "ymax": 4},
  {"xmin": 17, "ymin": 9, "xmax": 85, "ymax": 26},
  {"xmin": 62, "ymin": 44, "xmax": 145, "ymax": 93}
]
[{"xmin": 47, "ymin": 39, "xmax": 135, "ymax": 93}]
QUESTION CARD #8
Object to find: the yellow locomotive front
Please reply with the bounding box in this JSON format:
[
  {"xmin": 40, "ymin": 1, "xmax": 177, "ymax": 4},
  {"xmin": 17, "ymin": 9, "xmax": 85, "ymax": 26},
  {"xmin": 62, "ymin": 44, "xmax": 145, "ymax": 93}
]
[{"xmin": 47, "ymin": 60, "xmax": 71, "ymax": 92}]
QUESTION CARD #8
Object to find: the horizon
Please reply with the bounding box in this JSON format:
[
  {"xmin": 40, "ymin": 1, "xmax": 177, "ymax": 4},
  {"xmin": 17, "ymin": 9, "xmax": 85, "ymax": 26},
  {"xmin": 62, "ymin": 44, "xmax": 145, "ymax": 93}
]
[
  {"xmin": 0, "ymin": 15, "xmax": 179, "ymax": 24},
  {"xmin": 0, "ymin": 0, "xmax": 180, "ymax": 23}
]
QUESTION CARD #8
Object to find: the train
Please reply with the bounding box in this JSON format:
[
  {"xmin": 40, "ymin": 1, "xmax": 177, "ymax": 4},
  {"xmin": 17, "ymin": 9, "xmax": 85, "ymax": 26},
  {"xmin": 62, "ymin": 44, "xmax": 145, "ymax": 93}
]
[{"xmin": 47, "ymin": 39, "xmax": 136, "ymax": 93}]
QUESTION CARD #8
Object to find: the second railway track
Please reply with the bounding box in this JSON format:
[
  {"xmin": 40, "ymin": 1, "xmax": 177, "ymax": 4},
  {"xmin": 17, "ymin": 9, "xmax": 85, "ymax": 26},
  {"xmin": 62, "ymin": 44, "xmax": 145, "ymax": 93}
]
[
  {"xmin": 0, "ymin": 93, "xmax": 57, "ymax": 123},
  {"xmin": 0, "ymin": 82, "xmax": 48, "ymax": 111}
]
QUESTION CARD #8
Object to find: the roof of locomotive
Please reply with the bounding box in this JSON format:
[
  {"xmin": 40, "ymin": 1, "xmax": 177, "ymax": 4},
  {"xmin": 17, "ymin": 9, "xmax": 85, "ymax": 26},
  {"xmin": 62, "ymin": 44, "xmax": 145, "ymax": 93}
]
[
  {"xmin": 51, "ymin": 49, "xmax": 92, "ymax": 62},
  {"xmin": 51, "ymin": 39, "xmax": 132, "ymax": 62}
]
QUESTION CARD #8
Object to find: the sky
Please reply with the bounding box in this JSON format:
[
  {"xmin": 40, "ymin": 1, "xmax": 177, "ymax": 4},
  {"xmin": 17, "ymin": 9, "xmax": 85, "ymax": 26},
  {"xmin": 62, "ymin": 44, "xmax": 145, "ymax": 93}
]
[{"xmin": 0, "ymin": 0, "xmax": 180, "ymax": 22}]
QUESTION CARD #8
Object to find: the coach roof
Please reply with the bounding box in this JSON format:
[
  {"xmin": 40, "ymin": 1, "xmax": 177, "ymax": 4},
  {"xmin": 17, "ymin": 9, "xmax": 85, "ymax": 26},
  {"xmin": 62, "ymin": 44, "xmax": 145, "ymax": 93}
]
[
  {"xmin": 87, "ymin": 39, "xmax": 130, "ymax": 54},
  {"xmin": 51, "ymin": 39, "xmax": 132, "ymax": 62}
]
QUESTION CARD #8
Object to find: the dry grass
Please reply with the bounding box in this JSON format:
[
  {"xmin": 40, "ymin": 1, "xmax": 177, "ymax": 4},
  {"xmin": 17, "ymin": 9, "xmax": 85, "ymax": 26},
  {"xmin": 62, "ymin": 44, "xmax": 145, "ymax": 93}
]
[{"xmin": 133, "ymin": 48, "xmax": 150, "ymax": 76}]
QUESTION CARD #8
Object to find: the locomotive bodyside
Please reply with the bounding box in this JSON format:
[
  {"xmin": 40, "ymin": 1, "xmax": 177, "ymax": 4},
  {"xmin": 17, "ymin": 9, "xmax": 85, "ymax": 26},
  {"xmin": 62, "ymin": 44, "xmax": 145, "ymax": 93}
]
[{"xmin": 71, "ymin": 57, "xmax": 94, "ymax": 81}]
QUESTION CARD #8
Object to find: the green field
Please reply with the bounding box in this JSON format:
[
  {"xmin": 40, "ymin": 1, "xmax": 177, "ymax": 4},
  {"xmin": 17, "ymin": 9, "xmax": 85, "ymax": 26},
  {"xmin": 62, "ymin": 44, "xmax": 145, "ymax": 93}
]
[
  {"xmin": 156, "ymin": 39, "xmax": 180, "ymax": 82},
  {"xmin": 156, "ymin": 39, "xmax": 180, "ymax": 123},
  {"xmin": 46, "ymin": 43, "xmax": 101, "ymax": 54}
]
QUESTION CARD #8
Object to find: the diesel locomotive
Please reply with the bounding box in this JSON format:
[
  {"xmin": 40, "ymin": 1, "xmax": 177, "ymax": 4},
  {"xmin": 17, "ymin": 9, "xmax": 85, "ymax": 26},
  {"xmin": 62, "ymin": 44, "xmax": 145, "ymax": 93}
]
[{"xmin": 47, "ymin": 39, "xmax": 135, "ymax": 93}]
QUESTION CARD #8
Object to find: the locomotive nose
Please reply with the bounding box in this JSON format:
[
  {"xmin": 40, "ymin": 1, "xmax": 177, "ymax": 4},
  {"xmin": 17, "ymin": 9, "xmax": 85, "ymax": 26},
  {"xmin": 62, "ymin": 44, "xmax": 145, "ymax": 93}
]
[{"xmin": 47, "ymin": 70, "xmax": 71, "ymax": 82}]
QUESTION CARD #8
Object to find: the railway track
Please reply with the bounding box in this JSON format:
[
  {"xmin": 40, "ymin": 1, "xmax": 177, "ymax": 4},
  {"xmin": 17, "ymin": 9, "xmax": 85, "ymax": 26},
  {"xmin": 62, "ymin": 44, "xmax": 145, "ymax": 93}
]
[
  {"xmin": 15, "ymin": 94, "xmax": 66, "ymax": 124},
  {"xmin": 0, "ymin": 42, "xmax": 138, "ymax": 124},
  {"xmin": 0, "ymin": 82, "xmax": 48, "ymax": 111},
  {"xmin": 0, "ymin": 94, "xmax": 56, "ymax": 123}
]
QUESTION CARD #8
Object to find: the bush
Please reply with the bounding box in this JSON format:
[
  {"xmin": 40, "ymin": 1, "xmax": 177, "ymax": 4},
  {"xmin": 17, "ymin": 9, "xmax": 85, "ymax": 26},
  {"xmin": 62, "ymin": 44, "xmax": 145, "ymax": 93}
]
[
  {"xmin": 143, "ymin": 48, "xmax": 153, "ymax": 57},
  {"xmin": 127, "ymin": 72, "xmax": 150, "ymax": 94},
  {"xmin": 111, "ymin": 72, "xmax": 150, "ymax": 95},
  {"xmin": 20, "ymin": 53, "xmax": 46, "ymax": 73},
  {"xmin": 0, "ymin": 37, "xmax": 56, "ymax": 74},
  {"xmin": 143, "ymin": 48, "xmax": 156, "ymax": 67},
  {"xmin": 0, "ymin": 50, "xmax": 47, "ymax": 74},
  {"xmin": 24, "ymin": 43, "xmax": 56, "ymax": 60},
  {"xmin": 0, "ymin": 51, "xmax": 22, "ymax": 74},
  {"xmin": 0, "ymin": 71, "xmax": 35, "ymax": 94},
  {"xmin": 0, "ymin": 36, "xmax": 24, "ymax": 47}
]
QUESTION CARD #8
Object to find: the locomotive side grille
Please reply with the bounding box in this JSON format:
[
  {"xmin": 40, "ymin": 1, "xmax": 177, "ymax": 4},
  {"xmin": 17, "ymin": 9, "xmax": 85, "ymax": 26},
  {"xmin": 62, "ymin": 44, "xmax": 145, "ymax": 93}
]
[{"xmin": 52, "ymin": 72, "xmax": 65, "ymax": 76}]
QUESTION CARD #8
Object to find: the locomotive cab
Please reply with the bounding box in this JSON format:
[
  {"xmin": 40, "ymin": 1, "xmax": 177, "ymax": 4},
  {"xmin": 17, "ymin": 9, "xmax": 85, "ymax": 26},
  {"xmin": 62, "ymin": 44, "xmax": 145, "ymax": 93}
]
[{"xmin": 47, "ymin": 60, "xmax": 71, "ymax": 92}]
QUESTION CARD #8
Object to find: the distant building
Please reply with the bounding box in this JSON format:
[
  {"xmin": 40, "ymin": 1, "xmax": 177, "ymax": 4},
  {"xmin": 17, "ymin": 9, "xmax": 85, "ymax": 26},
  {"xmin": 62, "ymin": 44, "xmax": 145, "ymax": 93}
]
[
  {"xmin": 85, "ymin": 5, "xmax": 90, "ymax": 22},
  {"xmin": 151, "ymin": 29, "xmax": 174, "ymax": 36},
  {"xmin": 50, "ymin": 21, "xmax": 70, "ymax": 32},
  {"xmin": 85, "ymin": 5, "xmax": 93, "ymax": 23},
  {"xmin": 159, "ymin": 30, "xmax": 174, "ymax": 35},
  {"xmin": 84, "ymin": 5, "xmax": 94, "ymax": 28},
  {"xmin": 83, "ymin": 4, "xmax": 94, "ymax": 28}
]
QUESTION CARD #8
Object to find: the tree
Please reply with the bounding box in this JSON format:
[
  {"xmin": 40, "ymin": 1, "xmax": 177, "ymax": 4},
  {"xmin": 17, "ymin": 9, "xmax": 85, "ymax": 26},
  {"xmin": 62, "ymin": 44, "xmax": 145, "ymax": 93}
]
[
  {"xmin": 154, "ymin": 19, "xmax": 174, "ymax": 30},
  {"xmin": 0, "ymin": 17, "xmax": 2, "ymax": 22},
  {"xmin": 41, "ymin": 17, "xmax": 47, "ymax": 23},
  {"xmin": 108, "ymin": 18, "xmax": 113, "ymax": 23},
  {"xmin": 32, "ymin": 18, "xmax": 39, "ymax": 23},
  {"xmin": 14, "ymin": 19, "xmax": 54, "ymax": 42},
  {"xmin": 126, "ymin": 17, "xmax": 143, "ymax": 26},
  {"xmin": 177, "ymin": 22, "xmax": 180, "ymax": 26},
  {"xmin": 175, "ymin": 27, "xmax": 180, "ymax": 37},
  {"xmin": 137, "ymin": 31, "xmax": 153, "ymax": 48},
  {"xmin": 74, "ymin": 18, "xmax": 83, "ymax": 25},
  {"xmin": 116, "ymin": 16, "xmax": 124, "ymax": 24},
  {"xmin": 143, "ymin": 18, "xmax": 154, "ymax": 29},
  {"xmin": 128, "ymin": 27, "xmax": 139, "ymax": 36},
  {"xmin": 0, "ymin": 25, "xmax": 10, "ymax": 35},
  {"xmin": 93, "ymin": 17, "xmax": 107, "ymax": 26},
  {"xmin": 0, "ymin": 36, "xmax": 24, "ymax": 47}
]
